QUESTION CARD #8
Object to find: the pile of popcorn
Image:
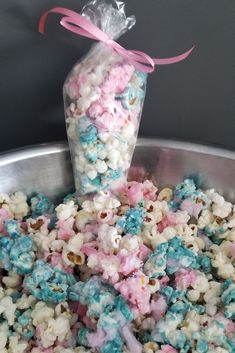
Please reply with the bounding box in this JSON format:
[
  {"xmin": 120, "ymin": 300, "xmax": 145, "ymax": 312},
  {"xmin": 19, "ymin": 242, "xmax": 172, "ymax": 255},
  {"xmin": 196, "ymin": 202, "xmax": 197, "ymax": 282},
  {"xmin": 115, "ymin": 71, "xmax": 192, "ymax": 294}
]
[
  {"xmin": 64, "ymin": 43, "xmax": 147, "ymax": 195},
  {"xmin": 0, "ymin": 178, "xmax": 235, "ymax": 353}
]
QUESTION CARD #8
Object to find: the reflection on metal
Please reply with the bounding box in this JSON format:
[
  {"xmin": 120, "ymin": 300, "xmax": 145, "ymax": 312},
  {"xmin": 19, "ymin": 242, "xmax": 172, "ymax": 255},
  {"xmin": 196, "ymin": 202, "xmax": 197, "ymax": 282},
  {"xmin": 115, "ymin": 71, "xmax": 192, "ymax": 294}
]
[{"xmin": 0, "ymin": 138, "xmax": 234, "ymax": 202}]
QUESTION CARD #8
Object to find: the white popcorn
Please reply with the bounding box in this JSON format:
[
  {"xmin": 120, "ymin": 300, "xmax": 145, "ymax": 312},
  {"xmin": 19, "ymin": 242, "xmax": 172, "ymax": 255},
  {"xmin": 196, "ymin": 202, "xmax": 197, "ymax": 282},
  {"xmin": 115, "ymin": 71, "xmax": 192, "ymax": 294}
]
[
  {"xmin": 76, "ymin": 210, "xmax": 96, "ymax": 230},
  {"xmin": 187, "ymin": 289, "xmax": 200, "ymax": 302},
  {"xmin": 16, "ymin": 294, "xmax": 36, "ymax": 310},
  {"xmin": 161, "ymin": 226, "xmax": 177, "ymax": 241},
  {"xmin": 33, "ymin": 229, "xmax": 57, "ymax": 254},
  {"xmin": 192, "ymin": 272, "xmax": 209, "ymax": 293},
  {"xmin": 204, "ymin": 281, "xmax": 221, "ymax": 304},
  {"xmin": 82, "ymin": 192, "xmax": 120, "ymax": 212},
  {"xmin": 143, "ymin": 341, "xmax": 159, "ymax": 353},
  {"xmin": 8, "ymin": 335, "xmax": 28, "ymax": 353},
  {"xmin": 206, "ymin": 189, "xmax": 232, "ymax": 218},
  {"xmin": 38, "ymin": 317, "xmax": 71, "ymax": 348},
  {"xmin": 0, "ymin": 296, "xmax": 16, "ymax": 325},
  {"xmin": 0, "ymin": 321, "xmax": 8, "ymax": 350},
  {"xmin": 95, "ymin": 160, "xmax": 108, "ymax": 173},
  {"xmin": 181, "ymin": 310, "xmax": 201, "ymax": 339},
  {"xmin": 51, "ymin": 239, "xmax": 66, "ymax": 252},
  {"xmin": 120, "ymin": 234, "xmax": 140, "ymax": 252},
  {"xmin": 2, "ymin": 271, "xmax": 21, "ymax": 288},
  {"xmin": 98, "ymin": 132, "xmax": 109, "ymax": 143},
  {"xmin": 31, "ymin": 301, "xmax": 54, "ymax": 326},
  {"xmin": 87, "ymin": 169, "xmax": 98, "ymax": 180},
  {"xmin": 158, "ymin": 188, "xmax": 173, "ymax": 202},
  {"xmin": 0, "ymin": 192, "xmax": 10, "ymax": 204},
  {"xmin": 55, "ymin": 302, "xmax": 77, "ymax": 324},
  {"xmin": 198, "ymin": 209, "xmax": 214, "ymax": 229},
  {"xmin": 56, "ymin": 201, "xmax": 77, "ymax": 220},
  {"xmin": 77, "ymin": 96, "xmax": 91, "ymax": 112},
  {"xmin": 205, "ymin": 303, "xmax": 217, "ymax": 316},
  {"xmin": 9, "ymin": 191, "xmax": 29, "ymax": 219},
  {"xmin": 145, "ymin": 200, "xmax": 168, "ymax": 223},
  {"xmin": 0, "ymin": 193, "xmax": 12, "ymax": 215},
  {"xmin": 98, "ymin": 224, "xmax": 122, "ymax": 253},
  {"xmin": 27, "ymin": 216, "xmax": 49, "ymax": 235},
  {"xmin": 63, "ymin": 249, "xmax": 85, "ymax": 267}
]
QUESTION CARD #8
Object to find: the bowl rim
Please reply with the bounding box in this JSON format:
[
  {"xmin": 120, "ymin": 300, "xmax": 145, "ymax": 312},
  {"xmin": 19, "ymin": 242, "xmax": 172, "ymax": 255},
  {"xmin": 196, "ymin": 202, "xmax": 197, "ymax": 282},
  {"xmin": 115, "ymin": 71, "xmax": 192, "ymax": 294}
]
[{"xmin": 0, "ymin": 138, "xmax": 235, "ymax": 167}]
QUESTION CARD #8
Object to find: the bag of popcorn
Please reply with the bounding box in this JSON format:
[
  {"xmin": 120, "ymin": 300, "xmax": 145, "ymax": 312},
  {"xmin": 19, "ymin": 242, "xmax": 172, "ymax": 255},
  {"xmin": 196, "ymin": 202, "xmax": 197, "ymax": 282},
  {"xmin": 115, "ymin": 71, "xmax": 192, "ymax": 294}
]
[
  {"xmin": 63, "ymin": 0, "xmax": 147, "ymax": 195},
  {"xmin": 39, "ymin": 0, "xmax": 193, "ymax": 196}
]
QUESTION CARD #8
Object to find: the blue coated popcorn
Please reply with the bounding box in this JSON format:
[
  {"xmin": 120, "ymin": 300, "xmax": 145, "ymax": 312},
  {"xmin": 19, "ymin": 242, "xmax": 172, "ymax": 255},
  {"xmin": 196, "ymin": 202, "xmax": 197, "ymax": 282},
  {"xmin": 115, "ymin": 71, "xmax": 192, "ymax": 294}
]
[
  {"xmin": 174, "ymin": 179, "xmax": 196, "ymax": 202},
  {"xmin": 166, "ymin": 236, "xmax": 199, "ymax": 274},
  {"xmin": 152, "ymin": 311, "xmax": 186, "ymax": 349},
  {"xmin": 4, "ymin": 219, "xmax": 21, "ymax": 238},
  {"xmin": 0, "ymin": 236, "xmax": 14, "ymax": 270},
  {"xmin": 133, "ymin": 70, "xmax": 148, "ymax": 88},
  {"xmin": 14, "ymin": 309, "xmax": 34, "ymax": 339},
  {"xmin": 1, "ymin": 176, "xmax": 235, "ymax": 352},
  {"xmin": 144, "ymin": 242, "xmax": 168, "ymax": 278},
  {"xmin": 123, "ymin": 207, "xmax": 144, "ymax": 235},
  {"xmin": 77, "ymin": 117, "xmax": 98, "ymax": 145},
  {"xmin": 0, "ymin": 235, "xmax": 34, "ymax": 274},
  {"xmin": 30, "ymin": 193, "xmax": 55, "ymax": 218},
  {"xmin": 100, "ymin": 335, "xmax": 123, "ymax": 353},
  {"xmin": 221, "ymin": 280, "xmax": 235, "ymax": 319},
  {"xmin": 9, "ymin": 236, "xmax": 34, "ymax": 274},
  {"xmin": 69, "ymin": 277, "xmax": 133, "ymax": 352},
  {"xmin": 77, "ymin": 327, "xmax": 93, "ymax": 347},
  {"xmin": 116, "ymin": 85, "xmax": 145, "ymax": 111},
  {"xmin": 24, "ymin": 260, "xmax": 76, "ymax": 302},
  {"xmin": 196, "ymin": 339, "xmax": 209, "ymax": 353}
]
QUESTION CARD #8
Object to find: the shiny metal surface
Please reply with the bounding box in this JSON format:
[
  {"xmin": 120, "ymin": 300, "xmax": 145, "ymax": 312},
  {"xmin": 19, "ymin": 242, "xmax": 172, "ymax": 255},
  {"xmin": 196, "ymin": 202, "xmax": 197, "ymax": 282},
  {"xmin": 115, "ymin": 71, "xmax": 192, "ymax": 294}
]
[{"xmin": 0, "ymin": 138, "xmax": 235, "ymax": 202}]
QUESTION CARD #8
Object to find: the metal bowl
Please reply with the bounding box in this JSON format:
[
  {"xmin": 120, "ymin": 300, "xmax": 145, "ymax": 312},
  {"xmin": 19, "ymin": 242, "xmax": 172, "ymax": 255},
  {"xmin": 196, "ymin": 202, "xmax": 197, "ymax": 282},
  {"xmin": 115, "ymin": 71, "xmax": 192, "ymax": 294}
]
[{"xmin": 0, "ymin": 138, "xmax": 235, "ymax": 203}]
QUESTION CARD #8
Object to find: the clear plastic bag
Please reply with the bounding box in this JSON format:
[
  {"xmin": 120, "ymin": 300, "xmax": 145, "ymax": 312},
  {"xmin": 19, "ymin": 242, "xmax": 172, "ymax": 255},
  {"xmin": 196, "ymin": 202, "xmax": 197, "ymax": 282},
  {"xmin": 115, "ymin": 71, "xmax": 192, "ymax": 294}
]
[{"xmin": 64, "ymin": 0, "xmax": 148, "ymax": 195}]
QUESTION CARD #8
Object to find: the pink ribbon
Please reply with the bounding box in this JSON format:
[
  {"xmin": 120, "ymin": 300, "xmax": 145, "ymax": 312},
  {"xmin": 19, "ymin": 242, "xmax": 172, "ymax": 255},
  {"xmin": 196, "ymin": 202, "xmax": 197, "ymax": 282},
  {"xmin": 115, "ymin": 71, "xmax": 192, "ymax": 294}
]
[{"xmin": 39, "ymin": 7, "xmax": 194, "ymax": 73}]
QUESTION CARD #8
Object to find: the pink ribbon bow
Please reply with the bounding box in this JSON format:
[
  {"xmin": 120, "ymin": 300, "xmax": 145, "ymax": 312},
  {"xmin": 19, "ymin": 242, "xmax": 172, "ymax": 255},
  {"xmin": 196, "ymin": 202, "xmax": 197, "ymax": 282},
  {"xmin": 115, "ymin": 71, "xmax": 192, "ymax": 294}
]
[{"xmin": 39, "ymin": 7, "xmax": 194, "ymax": 73}]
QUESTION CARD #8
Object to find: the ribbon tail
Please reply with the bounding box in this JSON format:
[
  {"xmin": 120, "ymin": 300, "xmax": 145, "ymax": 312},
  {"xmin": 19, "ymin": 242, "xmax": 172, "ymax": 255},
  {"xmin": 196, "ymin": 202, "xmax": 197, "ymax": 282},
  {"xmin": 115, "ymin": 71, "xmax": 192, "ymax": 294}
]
[{"xmin": 153, "ymin": 46, "xmax": 195, "ymax": 65}]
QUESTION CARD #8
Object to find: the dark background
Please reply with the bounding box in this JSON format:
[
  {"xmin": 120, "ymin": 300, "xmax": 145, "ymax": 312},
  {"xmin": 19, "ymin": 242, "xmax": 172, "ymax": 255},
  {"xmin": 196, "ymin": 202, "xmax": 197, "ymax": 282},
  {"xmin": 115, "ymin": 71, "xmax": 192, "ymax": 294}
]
[{"xmin": 0, "ymin": 0, "xmax": 234, "ymax": 152}]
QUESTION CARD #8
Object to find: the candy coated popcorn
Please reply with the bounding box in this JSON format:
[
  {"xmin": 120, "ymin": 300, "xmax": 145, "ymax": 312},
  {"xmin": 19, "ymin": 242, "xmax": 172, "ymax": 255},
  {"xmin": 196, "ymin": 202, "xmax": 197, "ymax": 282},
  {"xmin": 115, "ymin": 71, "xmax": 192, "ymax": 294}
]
[
  {"xmin": 64, "ymin": 1, "xmax": 147, "ymax": 196},
  {"xmin": 0, "ymin": 177, "xmax": 235, "ymax": 352}
]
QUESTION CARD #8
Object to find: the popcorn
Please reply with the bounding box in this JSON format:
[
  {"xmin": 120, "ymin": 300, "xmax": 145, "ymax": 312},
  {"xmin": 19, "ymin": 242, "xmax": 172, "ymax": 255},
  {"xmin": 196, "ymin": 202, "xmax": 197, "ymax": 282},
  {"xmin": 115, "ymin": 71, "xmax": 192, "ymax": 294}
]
[
  {"xmin": 0, "ymin": 296, "xmax": 16, "ymax": 325},
  {"xmin": 56, "ymin": 201, "xmax": 78, "ymax": 220},
  {"xmin": 0, "ymin": 178, "xmax": 235, "ymax": 353},
  {"xmin": 9, "ymin": 191, "xmax": 29, "ymax": 219}
]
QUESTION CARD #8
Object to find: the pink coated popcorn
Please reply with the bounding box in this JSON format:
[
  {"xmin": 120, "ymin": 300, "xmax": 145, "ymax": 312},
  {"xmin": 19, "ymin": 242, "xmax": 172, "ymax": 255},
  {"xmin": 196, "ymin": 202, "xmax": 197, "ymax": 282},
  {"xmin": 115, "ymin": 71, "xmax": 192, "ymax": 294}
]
[
  {"xmin": 115, "ymin": 271, "xmax": 151, "ymax": 316},
  {"xmin": 231, "ymin": 243, "xmax": 235, "ymax": 258},
  {"xmin": 159, "ymin": 275, "xmax": 170, "ymax": 287},
  {"xmin": 138, "ymin": 244, "xmax": 152, "ymax": 261},
  {"xmin": 57, "ymin": 217, "xmax": 75, "ymax": 240},
  {"xmin": 69, "ymin": 301, "xmax": 87, "ymax": 317},
  {"xmin": 118, "ymin": 251, "xmax": 143, "ymax": 275},
  {"xmin": 87, "ymin": 329, "xmax": 107, "ymax": 347},
  {"xmin": 82, "ymin": 315, "xmax": 97, "ymax": 330},
  {"xmin": 180, "ymin": 199, "xmax": 203, "ymax": 218},
  {"xmin": 122, "ymin": 325, "xmax": 142, "ymax": 353},
  {"xmin": 0, "ymin": 208, "xmax": 9, "ymax": 232},
  {"xmin": 142, "ymin": 180, "xmax": 158, "ymax": 201},
  {"xmin": 101, "ymin": 63, "xmax": 134, "ymax": 94},
  {"xmin": 214, "ymin": 314, "xmax": 235, "ymax": 334},
  {"xmin": 48, "ymin": 252, "xmax": 74, "ymax": 273},
  {"xmin": 126, "ymin": 182, "xmax": 144, "ymax": 207},
  {"xmin": 157, "ymin": 212, "xmax": 179, "ymax": 232},
  {"xmin": 88, "ymin": 101, "xmax": 105, "ymax": 118},
  {"xmin": 66, "ymin": 74, "xmax": 86, "ymax": 100},
  {"xmin": 174, "ymin": 269, "xmax": 196, "ymax": 290},
  {"xmin": 161, "ymin": 345, "xmax": 178, "ymax": 353},
  {"xmin": 151, "ymin": 295, "xmax": 168, "ymax": 321}
]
